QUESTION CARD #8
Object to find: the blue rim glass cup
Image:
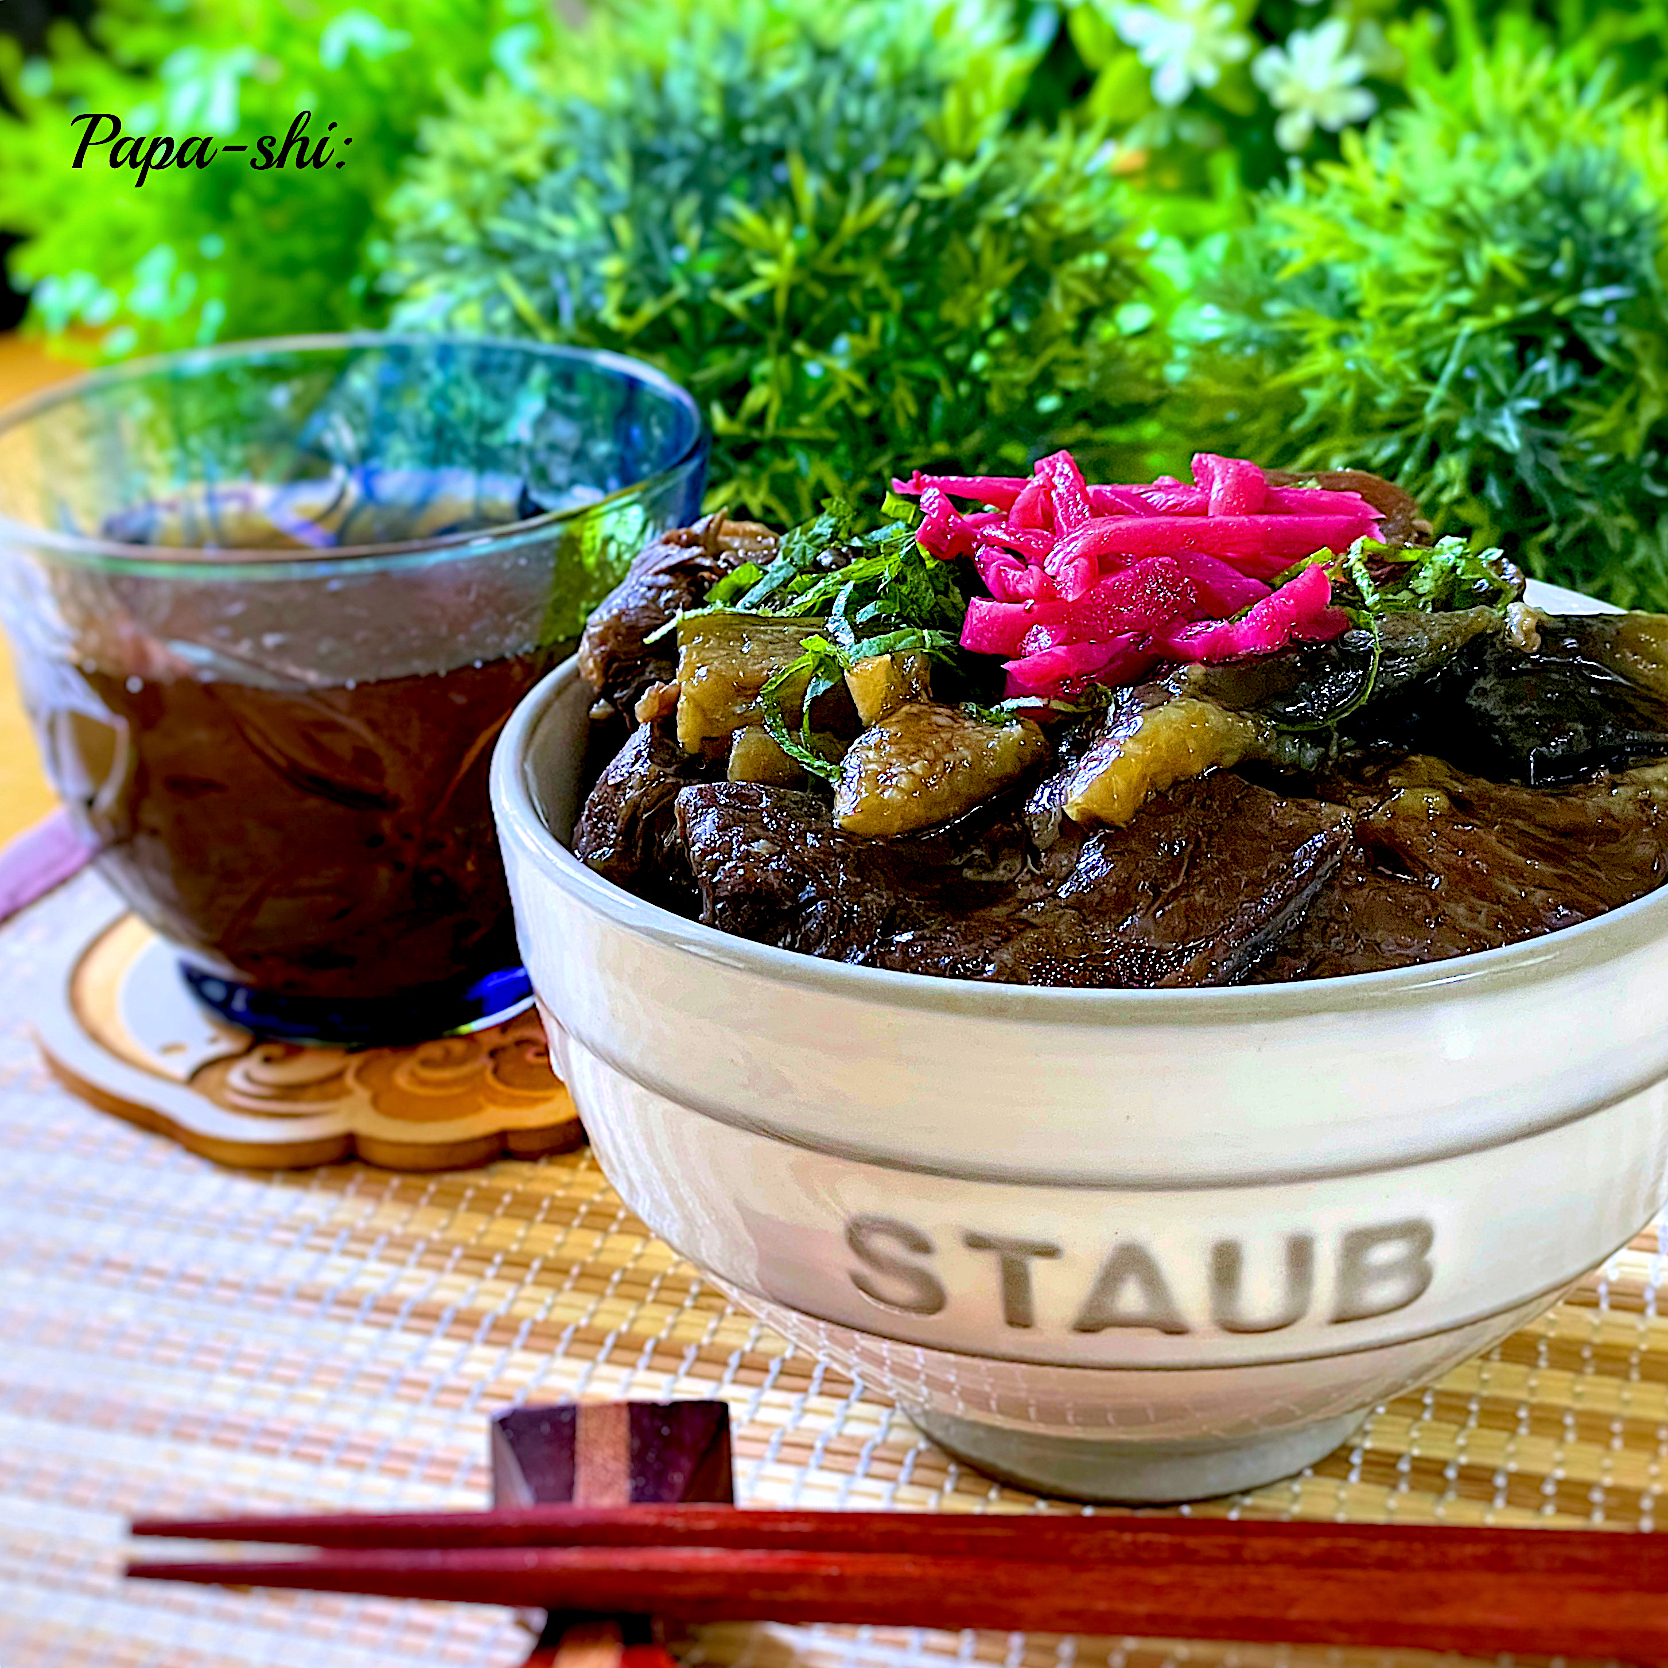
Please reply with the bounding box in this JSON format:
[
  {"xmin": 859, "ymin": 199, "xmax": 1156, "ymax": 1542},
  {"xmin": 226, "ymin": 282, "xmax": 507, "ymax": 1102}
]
[{"xmin": 0, "ymin": 333, "xmax": 707, "ymax": 1046}]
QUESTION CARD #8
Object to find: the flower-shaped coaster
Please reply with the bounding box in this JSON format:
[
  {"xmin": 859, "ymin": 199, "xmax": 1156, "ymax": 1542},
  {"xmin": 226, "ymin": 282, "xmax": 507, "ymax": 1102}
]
[{"xmin": 34, "ymin": 901, "xmax": 582, "ymax": 1170}]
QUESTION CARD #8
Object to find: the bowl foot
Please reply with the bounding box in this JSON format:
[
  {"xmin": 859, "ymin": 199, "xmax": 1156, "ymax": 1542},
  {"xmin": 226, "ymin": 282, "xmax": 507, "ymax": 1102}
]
[{"xmin": 910, "ymin": 1407, "xmax": 1366, "ymax": 1504}]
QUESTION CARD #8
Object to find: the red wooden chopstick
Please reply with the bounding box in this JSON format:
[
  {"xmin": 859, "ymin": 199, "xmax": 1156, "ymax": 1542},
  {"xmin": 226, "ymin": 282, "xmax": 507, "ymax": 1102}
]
[
  {"xmin": 129, "ymin": 1500, "xmax": 1668, "ymax": 1581},
  {"xmin": 123, "ymin": 1541, "xmax": 1668, "ymax": 1658}
]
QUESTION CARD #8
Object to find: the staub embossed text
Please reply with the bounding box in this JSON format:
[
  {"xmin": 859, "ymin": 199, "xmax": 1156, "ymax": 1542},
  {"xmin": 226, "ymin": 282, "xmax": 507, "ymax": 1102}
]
[{"xmin": 845, "ymin": 1215, "xmax": 1435, "ymax": 1336}]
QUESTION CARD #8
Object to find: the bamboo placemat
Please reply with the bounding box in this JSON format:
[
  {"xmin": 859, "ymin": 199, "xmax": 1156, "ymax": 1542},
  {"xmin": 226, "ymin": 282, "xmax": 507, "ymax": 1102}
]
[{"xmin": 2, "ymin": 874, "xmax": 1663, "ymax": 1668}]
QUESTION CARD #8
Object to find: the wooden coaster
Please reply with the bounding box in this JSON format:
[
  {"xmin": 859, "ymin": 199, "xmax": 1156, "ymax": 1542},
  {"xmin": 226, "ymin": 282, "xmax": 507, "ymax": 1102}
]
[{"xmin": 33, "ymin": 901, "xmax": 583, "ymax": 1171}]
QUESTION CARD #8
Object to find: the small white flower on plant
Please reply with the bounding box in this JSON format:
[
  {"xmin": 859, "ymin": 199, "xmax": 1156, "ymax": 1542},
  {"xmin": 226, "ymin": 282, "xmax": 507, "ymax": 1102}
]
[
  {"xmin": 1252, "ymin": 18, "xmax": 1378, "ymax": 152},
  {"xmin": 1111, "ymin": 0, "xmax": 1253, "ymax": 108}
]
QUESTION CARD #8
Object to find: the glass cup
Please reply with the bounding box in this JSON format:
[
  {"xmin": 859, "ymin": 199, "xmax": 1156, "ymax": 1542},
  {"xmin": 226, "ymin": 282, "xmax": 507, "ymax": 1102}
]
[{"xmin": 0, "ymin": 334, "xmax": 706, "ymax": 1044}]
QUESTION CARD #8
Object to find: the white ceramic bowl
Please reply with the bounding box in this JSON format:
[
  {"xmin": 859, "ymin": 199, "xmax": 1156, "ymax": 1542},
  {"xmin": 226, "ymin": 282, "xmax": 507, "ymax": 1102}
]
[{"xmin": 491, "ymin": 581, "xmax": 1668, "ymax": 1501}]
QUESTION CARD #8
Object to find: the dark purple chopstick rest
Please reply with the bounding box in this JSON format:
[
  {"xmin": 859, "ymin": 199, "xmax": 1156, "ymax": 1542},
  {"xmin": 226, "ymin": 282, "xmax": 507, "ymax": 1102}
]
[{"xmin": 493, "ymin": 1400, "xmax": 735, "ymax": 1668}]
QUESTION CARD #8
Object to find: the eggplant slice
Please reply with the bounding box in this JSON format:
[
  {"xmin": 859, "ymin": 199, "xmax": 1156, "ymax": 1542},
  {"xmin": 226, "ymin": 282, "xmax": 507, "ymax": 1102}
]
[
  {"xmin": 1374, "ymin": 614, "xmax": 1668, "ymax": 787},
  {"xmin": 1028, "ymin": 608, "xmax": 1508, "ymax": 837}
]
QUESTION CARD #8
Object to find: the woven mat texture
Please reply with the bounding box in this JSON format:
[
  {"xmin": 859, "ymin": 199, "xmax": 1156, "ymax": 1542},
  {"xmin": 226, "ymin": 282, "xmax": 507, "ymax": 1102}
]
[{"xmin": 2, "ymin": 875, "xmax": 1664, "ymax": 1668}]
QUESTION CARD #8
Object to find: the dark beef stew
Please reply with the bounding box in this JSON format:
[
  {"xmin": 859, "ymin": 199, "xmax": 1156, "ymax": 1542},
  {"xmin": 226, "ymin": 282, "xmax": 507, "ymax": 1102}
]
[{"xmin": 567, "ymin": 460, "xmax": 1668, "ymax": 986}]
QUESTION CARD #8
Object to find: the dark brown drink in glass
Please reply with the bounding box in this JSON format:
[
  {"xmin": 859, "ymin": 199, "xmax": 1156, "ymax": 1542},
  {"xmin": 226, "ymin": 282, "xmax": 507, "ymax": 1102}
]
[
  {"xmin": 0, "ymin": 337, "xmax": 707, "ymax": 1043},
  {"xmin": 33, "ymin": 481, "xmax": 569, "ymax": 1038},
  {"xmin": 68, "ymin": 649, "xmax": 556, "ymax": 1004}
]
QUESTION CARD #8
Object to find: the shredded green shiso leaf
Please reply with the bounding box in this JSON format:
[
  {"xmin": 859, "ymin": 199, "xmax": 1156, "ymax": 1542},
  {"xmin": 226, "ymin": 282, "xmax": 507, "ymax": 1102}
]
[
  {"xmin": 1275, "ymin": 535, "xmax": 1522, "ymax": 622},
  {"xmin": 674, "ymin": 496, "xmax": 974, "ymax": 782},
  {"xmin": 1327, "ymin": 535, "xmax": 1524, "ymax": 619},
  {"xmin": 759, "ymin": 640, "xmax": 848, "ymax": 782}
]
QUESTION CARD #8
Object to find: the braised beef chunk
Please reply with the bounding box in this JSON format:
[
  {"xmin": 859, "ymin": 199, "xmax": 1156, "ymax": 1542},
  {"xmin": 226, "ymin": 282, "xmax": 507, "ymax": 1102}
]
[
  {"xmin": 1383, "ymin": 623, "xmax": 1668, "ymax": 787},
  {"xmin": 673, "ymin": 783, "xmax": 1029, "ymax": 963},
  {"xmin": 572, "ymin": 723, "xmax": 713, "ymax": 905},
  {"xmin": 577, "ymin": 515, "xmax": 777, "ymax": 716},
  {"xmin": 886, "ymin": 775, "xmax": 1351, "ymax": 987},
  {"xmin": 676, "ymin": 785, "xmax": 902, "ymax": 957},
  {"xmin": 676, "ymin": 774, "xmax": 1351, "ymax": 987},
  {"xmin": 1255, "ymin": 757, "xmax": 1668, "ymax": 981}
]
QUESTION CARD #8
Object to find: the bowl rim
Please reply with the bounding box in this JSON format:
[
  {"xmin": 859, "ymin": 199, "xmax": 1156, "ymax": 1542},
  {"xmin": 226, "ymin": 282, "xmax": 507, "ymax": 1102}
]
[
  {"xmin": 0, "ymin": 332, "xmax": 707, "ymax": 572},
  {"xmin": 492, "ymin": 650, "xmax": 1668, "ymax": 1022}
]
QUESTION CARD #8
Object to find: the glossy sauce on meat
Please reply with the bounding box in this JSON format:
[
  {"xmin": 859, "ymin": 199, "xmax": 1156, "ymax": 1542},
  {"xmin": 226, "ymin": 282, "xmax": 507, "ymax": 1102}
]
[{"xmin": 1253, "ymin": 755, "xmax": 1668, "ymax": 981}]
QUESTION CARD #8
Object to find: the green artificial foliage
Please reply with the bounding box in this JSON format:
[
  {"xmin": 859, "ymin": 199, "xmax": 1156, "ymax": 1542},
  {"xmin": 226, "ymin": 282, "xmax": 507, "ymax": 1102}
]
[
  {"xmin": 0, "ymin": 0, "xmax": 554, "ymax": 358},
  {"xmin": 1178, "ymin": 37, "xmax": 1668, "ymax": 608},
  {"xmin": 1037, "ymin": 0, "xmax": 1668, "ymax": 197},
  {"xmin": 1403, "ymin": 0, "xmax": 1668, "ymax": 100},
  {"xmin": 379, "ymin": 0, "xmax": 1157, "ymax": 524}
]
